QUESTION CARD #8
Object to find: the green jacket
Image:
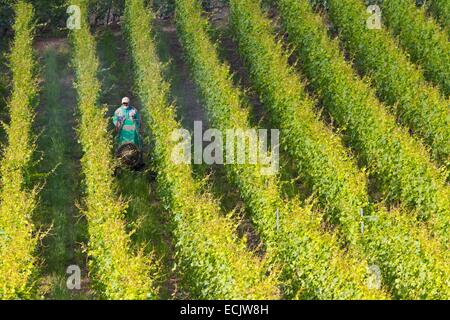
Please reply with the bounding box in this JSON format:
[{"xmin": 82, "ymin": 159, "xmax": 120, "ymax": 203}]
[{"xmin": 112, "ymin": 105, "xmax": 143, "ymax": 147}]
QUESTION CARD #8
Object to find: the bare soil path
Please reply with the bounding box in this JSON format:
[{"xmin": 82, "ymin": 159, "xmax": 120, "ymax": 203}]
[
  {"xmin": 95, "ymin": 26, "xmax": 181, "ymax": 299},
  {"xmin": 155, "ymin": 17, "xmax": 269, "ymax": 253},
  {"xmin": 33, "ymin": 37, "xmax": 92, "ymax": 299}
]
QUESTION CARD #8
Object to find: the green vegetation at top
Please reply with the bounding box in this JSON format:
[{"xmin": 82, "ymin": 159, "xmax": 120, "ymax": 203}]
[
  {"xmin": 69, "ymin": 0, "xmax": 157, "ymax": 299},
  {"xmin": 428, "ymin": 0, "xmax": 450, "ymax": 35},
  {"xmin": 324, "ymin": 0, "xmax": 450, "ymax": 168},
  {"xmin": 379, "ymin": 0, "xmax": 450, "ymax": 96},
  {"xmin": 124, "ymin": 0, "xmax": 279, "ymax": 299}
]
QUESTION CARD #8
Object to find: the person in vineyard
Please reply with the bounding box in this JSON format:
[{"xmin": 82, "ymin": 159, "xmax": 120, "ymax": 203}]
[
  {"xmin": 113, "ymin": 97, "xmax": 143, "ymax": 144},
  {"xmin": 113, "ymin": 97, "xmax": 145, "ymax": 169}
]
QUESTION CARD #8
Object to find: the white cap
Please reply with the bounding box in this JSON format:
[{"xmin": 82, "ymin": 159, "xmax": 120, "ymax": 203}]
[{"xmin": 122, "ymin": 97, "xmax": 130, "ymax": 104}]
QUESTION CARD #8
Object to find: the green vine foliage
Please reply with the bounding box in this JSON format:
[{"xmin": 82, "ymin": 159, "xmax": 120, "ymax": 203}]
[
  {"xmin": 240, "ymin": 0, "xmax": 380, "ymax": 248},
  {"xmin": 230, "ymin": 0, "xmax": 449, "ymax": 299},
  {"xmin": 232, "ymin": 0, "xmax": 370, "ymax": 248},
  {"xmin": 362, "ymin": 206, "xmax": 450, "ymax": 299},
  {"xmin": 124, "ymin": 0, "xmax": 279, "ymax": 299},
  {"xmin": 380, "ymin": 0, "xmax": 450, "ymax": 96},
  {"xmin": 69, "ymin": 0, "xmax": 158, "ymax": 300},
  {"xmin": 0, "ymin": 0, "xmax": 38, "ymax": 299},
  {"xmin": 175, "ymin": 0, "xmax": 386, "ymax": 300},
  {"xmin": 325, "ymin": 0, "xmax": 450, "ymax": 169},
  {"xmin": 427, "ymin": 0, "xmax": 450, "ymax": 36},
  {"xmin": 276, "ymin": 0, "xmax": 450, "ymax": 250}
]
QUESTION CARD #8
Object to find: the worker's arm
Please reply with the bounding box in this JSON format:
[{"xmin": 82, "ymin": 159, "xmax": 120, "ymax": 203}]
[
  {"xmin": 112, "ymin": 108, "xmax": 124, "ymax": 133},
  {"xmin": 115, "ymin": 121, "xmax": 122, "ymax": 133}
]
